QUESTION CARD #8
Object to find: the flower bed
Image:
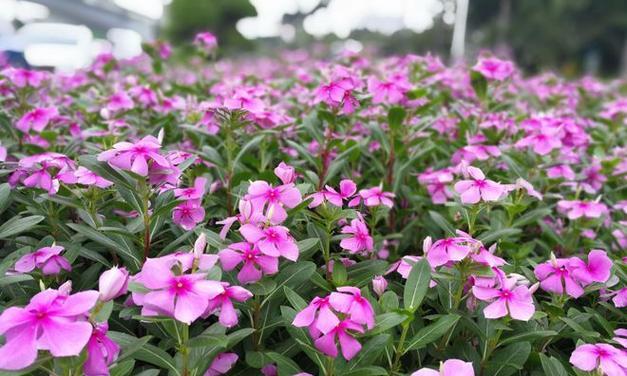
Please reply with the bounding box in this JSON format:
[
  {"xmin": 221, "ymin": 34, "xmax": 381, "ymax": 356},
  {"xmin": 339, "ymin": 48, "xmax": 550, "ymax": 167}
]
[{"xmin": 0, "ymin": 34, "xmax": 625, "ymax": 375}]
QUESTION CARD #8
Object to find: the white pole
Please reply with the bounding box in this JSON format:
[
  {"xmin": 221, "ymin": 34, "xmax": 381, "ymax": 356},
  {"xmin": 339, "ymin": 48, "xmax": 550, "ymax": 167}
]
[{"xmin": 450, "ymin": 0, "xmax": 469, "ymax": 62}]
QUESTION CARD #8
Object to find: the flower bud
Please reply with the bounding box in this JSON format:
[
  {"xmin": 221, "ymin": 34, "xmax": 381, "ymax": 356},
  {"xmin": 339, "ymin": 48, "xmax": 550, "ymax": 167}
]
[
  {"xmin": 372, "ymin": 275, "xmax": 388, "ymax": 297},
  {"xmin": 194, "ymin": 233, "xmax": 207, "ymax": 258},
  {"xmin": 274, "ymin": 162, "xmax": 296, "ymax": 185},
  {"xmin": 99, "ymin": 266, "xmax": 129, "ymax": 301}
]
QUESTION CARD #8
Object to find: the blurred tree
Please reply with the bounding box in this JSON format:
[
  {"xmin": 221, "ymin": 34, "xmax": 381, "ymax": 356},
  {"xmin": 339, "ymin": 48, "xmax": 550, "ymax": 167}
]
[
  {"xmin": 164, "ymin": 0, "xmax": 256, "ymax": 51},
  {"xmin": 467, "ymin": 0, "xmax": 627, "ymax": 76}
]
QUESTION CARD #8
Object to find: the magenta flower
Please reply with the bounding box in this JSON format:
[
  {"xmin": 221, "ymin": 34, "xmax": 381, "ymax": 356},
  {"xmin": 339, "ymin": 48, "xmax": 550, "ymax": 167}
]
[
  {"xmin": 74, "ymin": 166, "xmax": 113, "ymax": 188},
  {"xmin": 98, "ymin": 135, "xmax": 171, "ymax": 176},
  {"xmin": 205, "ymin": 352, "xmax": 238, "ymax": 376},
  {"xmin": 218, "ymin": 242, "xmax": 279, "ymax": 284},
  {"xmin": 534, "ymin": 256, "xmax": 586, "ymax": 298},
  {"xmin": 613, "ymin": 287, "xmax": 627, "ymax": 308},
  {"xmin": 309, "ymin": 179, "xmax": 357, "ymax": 208},
  {"xmin": 570, "ymin": 343, "xmax": 627, "ymax": 376},
  {"xmin": 359, "ymin": 186, "xmax": 395, "ymax": 208},
  {"xmin": 367, "ymin": 76, "xmax": 408, "ymax": 104},
  {"xmin": 16, "ymin": 107, "xmax": 58, "ymax": 133},
  {"xmin": 557, "ymin": 200, "xmax": 608, "ymax": 220},
  {"xmin": 245, "ymin": 180, "xmax": 302, "ymax": 224},
  {"xmin": 0, "ymin": 288, "xmax": 99, "ymax": 370},
  {"xmin": 204, "ymin": 283, "xmax": 253, "ymax": 328},
  {"xmin": 411, "ymin": 359, "xmax": 475, "ymax": 376},
  {"xmin": 454, "ymin": 166, "xmax": 507, "ymax": 204},
  {"xmin": 329, "ymin": 286, "xmax": 375, "ymax": 330},
  {"xmin": 14, "ymin": 245, "xmax": 71, "ymax": 275},
  {"xmin": 2, "ymin": 67, "xmax": 46, "ymax": 88},
  {"xmin": 274, "ymin": 162, "xmax": 296, "ymax": 184},
  {"xmin": 239, "ymin": 224, "xmax": 299, "ymax": 261},
  {"xmin": 547, "ymin": 164, "xmax": 576, "ymax": 180},
  {"xmin": 84, "ymin": 322, "xmax": 120, "ymax": 376},
  {"xmin": 135, "ymin": 258, "xmax": 224, "ymax": 324},
  {"xmin": 339, "ymin": 219, "xmax": 373, "ymax": 254},
  {"xmin": 473, "ymin": 57, "xmax": 515, "ymax": 81},
  {"xmin": 418, "ymin": 168, "xmax": 454, "ymax": 204},
  {"xmin": 515, "ymin": 127, "xmax": 563, "ymax": 155},
  {"xmin": 292, "ymin": 296, "xmax": 340, "ymax": 335},
  {"xmin": 472, "ymin": 270, "xmax": 535, "ymax": 321},
  {"xmin": 313, "ymin": 318, "xmax": 364, "ymax": 360},
  {"xmin": 172, "ymin": 200, "xmax": 205, "ymax": 230}
]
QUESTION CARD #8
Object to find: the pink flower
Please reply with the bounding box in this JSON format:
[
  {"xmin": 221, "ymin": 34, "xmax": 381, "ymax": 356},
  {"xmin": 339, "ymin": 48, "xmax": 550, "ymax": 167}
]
[
  {"xmin": 309, "ymin": 179, "xmax": 357, "ymax": 208},
  {"xmin": 372, "ymin": 275, "xmax": 387, "ymax": 297},
  {"xmin": 0, "ymin": 288, "xmax": 99, "ymax": 370},
  {"xmin": 454, "ymin": 166, "xmax": 507, "ymax": 204},
  {"xmin": 84, "ymin": 322, "xmax": 120, "ymax": 376},
  {"xmin": 557, "ymin": 200, "xmax": 608, "ymax": 220},
  {"xmin": 98, "ymin": 135, "xmax": 171, "ymax": 176},
  {"xmin": 473, "ymin": 57, "xmax": 515, "ymax": 81},
  {"xmin": 418, "ymin": 168, "xmax": 454, "ymax": 204},
  {"xmin": 174, "ymin": 177, "xmax": 207, "ymax": 202},
  {"xmin": 245, "ymin": 180, "xmax": 302, "ymax": 224},
  {"xmin": 569, "ymin": 343, "xmax": 627, "ymax": 376},
  {"xmin": 472, "ymin": 270, "xmax": 535, "ymax": 321},
  {"xmin": 292, "ymin": 296, "xmax": 340, "ymax": 335},
  {"xmin": 205, "ymin": 352, "xmax": 238, "ymax": 376},
  {"xmin": 367, "ymin": 76, "xmax": 408, "ymax": 104},
  {"xmin": 204, "ymin": 283, "xmax": 253, "ymax": 328},
  {"xmin": 274, "ymin": 162, "xmax": 296, "ymax": 184},
  {"xmin": 534, "ymin": 255, "xmax": 586, "ymax": 298},
  {"xmin": 14, "ymin": 245, "xmax": 71, "ymax": 275},
  {"xmin": 218, "ymin": 242, "xmax": 279, "ymax": 284},
  {"xmin": 613, "ymin": 329, "xmax": 627, "ymax": 349},
  {"xmin": 515, "ymin": 127, "xmax": 563, "ymax": 156},
  {"xmin": 547, "ymin": 164, "xmax": 576, "ymax": 180},
  {"xmin": 172, "ymin": 201, "xmax": 205, "ymax": 230},
  {"xmin": 359, "ymin": 186, "xmax": 395, "ymax": 208},
  {"xmin": 135, "ymin": 258, "xmax": 224, "ymax": 324},
  {"xmin": 74, "ymin": 166, "xmax": 113, "ymax": 188},
  {"xmin": 239, "ymin": 224, "xmax": 299, "ymax": 261},
  {"xmin": 411, "ymin": 359, "xmax": 475, "ymax": 376},
  {"xmin": 569, "ymin": 249, "xmax": 613, "ymax": 285},
  {"xmin": 314, "ymin": 80, "xmax": 359, "ymax": 114},
  {"xmin": 194, "ymin": 32, "xmax": 218, "ymax": 52},
  {"xmin": 329, "ymin": 286, "xmax": 375, "ymax": 330},
  {"xmin": 2, "ymin": 67, "xmax": 46, "ymax": 88},
  {"xmin": 424, "ymin": 236, "xmax": 473, "ymax": 267},
  {"xmin": 339, "ymin": 219, "xmax": 374, "ymax": 254},
  {"xmin": 613, "ymin": 288, "xmax": 627, "ymax": 307},
  {"xmin": 313, "ymin": 319, "xmax": 364, "ymax": 360},
  {"xmin": 16, "ymin": 107, "xmax": 58, "ymax": 133},
  {"xmin": 98, "ymin": 266, "xmax": 129, "ymax": 302},
  {"xmin": 107, "ymin": 91, "xmax": 134, "ymax": 112}
]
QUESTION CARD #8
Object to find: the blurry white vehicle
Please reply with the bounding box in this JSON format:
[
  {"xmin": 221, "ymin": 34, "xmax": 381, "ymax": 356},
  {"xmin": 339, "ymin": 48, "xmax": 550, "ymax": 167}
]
[{"xmin": 0, "ymin": 23, "xmax": 94, "ymax": 71}]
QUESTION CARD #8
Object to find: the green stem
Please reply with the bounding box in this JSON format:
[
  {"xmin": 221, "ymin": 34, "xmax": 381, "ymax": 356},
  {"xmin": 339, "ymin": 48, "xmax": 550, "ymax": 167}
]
[{"xmin": 392, "ymin": 322, "xmax": 410, "ymax": 372}]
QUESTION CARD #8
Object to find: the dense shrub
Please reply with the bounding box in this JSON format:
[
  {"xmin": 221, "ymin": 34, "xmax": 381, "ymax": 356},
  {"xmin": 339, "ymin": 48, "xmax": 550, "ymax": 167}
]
[{"xmin": 0, "ymin": 34, "xmax": 625, "ymax": 375}]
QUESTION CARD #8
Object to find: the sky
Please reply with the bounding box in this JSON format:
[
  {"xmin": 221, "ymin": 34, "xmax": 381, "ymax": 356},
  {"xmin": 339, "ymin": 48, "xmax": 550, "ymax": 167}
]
[{"xmin": 236, "ymin": 0, "xmax": 452, "ymax": 40}]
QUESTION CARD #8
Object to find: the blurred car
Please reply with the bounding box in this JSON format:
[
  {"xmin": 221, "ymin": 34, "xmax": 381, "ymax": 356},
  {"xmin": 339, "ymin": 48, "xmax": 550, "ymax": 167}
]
[{"xmin": 0, "ymin": 22, "xmax": 94, "ymax": 71}]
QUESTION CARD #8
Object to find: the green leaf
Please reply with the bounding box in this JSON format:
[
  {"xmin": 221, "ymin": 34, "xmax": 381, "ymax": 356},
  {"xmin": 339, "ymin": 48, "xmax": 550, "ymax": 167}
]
[
  {"xmin": 262, "ymin": 261, "xmax": 316, "ymax": 307},
  {"xmin": 428, "ymin": 211, "xmax": 456, "ymax": 236},
  {"xmin": 0, "ymin": 215, "xmax": 44, "ymax": 239},
  {"xmin": 347, "ymin": 334, "xmax": 391, "ymax": 370},
  {"xmin": 187, "ymin": 334, "xmax": 229, "ymax": 348},
  {"xmin": 266, "ymin": 352, "xmax": 302, "ymax": 376},
  {"xmin": 344, "ymin": 366, "xmax": 388, "ymax": 376},
  {"xmin": 512, "ymin": 208, "xmax": 552, "ymax": 227},
  {"xmin": 67, "ymin": 223, "xmax": 141, "ymax": 270},
  {"xmin": 284, "ymin": 286, "xmax": 307, "ymax": 311},
  {"xmin": 498, "ymin": 330, "xmax": 557, "ymax": 347},
  {"xmin": 471, "ymin": 71, "xmax": 488, "ymax": 101},
  {"xmin": 485, "ymin": 342, "xmax": 531, "ymax": 376},
  {"xmin": 478, "ymin": 228, "xmax": 522, "ymax": 243},
  {"xmin": 387, "ymin": 107, "xmax": 406, "ymax": 131},
  {"xmin": 370, "ymin": 313, "xmax": 406, "ymax": 335},
  {"xmin": 539, "ymin": 354, "xmax": 569, "ymax": 376},
  {"xmin": 403, "ymin": 258, "xmax": 431, "ymax": 312},
  {"xmin": 0, "ymin": 183, "xmax": 11, "ymax": 214},
  {"xmin": 108, "ymin": 332, "xmax": 180, "ymax": 375},
  {"xmin": 403, "ymin": 314, "xmax": 460, "ymax": 353},
  {"xmin": 114, "ymin": 335, "xmax": 153, "ymax": 363}
]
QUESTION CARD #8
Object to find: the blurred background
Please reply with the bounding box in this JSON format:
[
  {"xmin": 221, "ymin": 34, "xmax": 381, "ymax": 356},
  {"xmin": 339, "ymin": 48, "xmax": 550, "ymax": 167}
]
[{"xmin": 0, "ymin": 0, "xmax": 626, "ymax": 76}]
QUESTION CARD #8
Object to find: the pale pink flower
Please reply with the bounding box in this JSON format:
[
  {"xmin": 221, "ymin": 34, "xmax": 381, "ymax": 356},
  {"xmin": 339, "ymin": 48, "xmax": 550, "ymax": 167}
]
[
  {"xmin": 205, "ymin": 352, "xmax": 238, "ymax": 376},
  {"xmin": 16, "ymin": 107, "xmax": 58, "ymax": 133},
  {"xmin": 74, "ymin": 166, "xmax": 113, "ymax": 188},
  {"xmin": 172, "ymin": 201, "xmax": 205, "ymax": 230},
  {"xmin": 98, "ymin": 266, "xmax": 129, "ymax": 302},
  {"xmin": 292, "ymin": 295, "xmax": 340, "ymax": 335},
  {"xmin": 473, "ymin": 57, "xmax": 515, "ymax": 81},
  {"xmin": 174, "ymin": 177, "xmax": 207, "ymax": 202},
  {"xmin": 454, "ymin": 166, "xmax": 507, "ymax": 204},
  {"xmin": 557, "ymin": 200, "xmax": 608, "ymax": 220},
  {"xmin": 84, "ymin": 322, "xmax": 120, "ymax": 376},
  {"xmin": 547, "ymin": 164, "xmax": 576, "ymax": 180},
  {"xmin": 308, "ymin": 179, "xmax": 357, "ymax": 208},
  {"xmin": 245, "ymin": 180, "xmax": 302, "ymax": 224},
  {"xmin": 372, "ymin": 275, "xmax": 387, "ymax": 297},
  {"xmin": 411, "ymin": 359, "xmax": 475, "ymax": 376},
  {"xmin": 106, "ymin": 91, "xmax": 134, "ymax": 112},
  {"xmin": 424, "ymin": 236, "xmax": 473, "ymax": 267},
  {"xmin": 14, "ymin": 245, "xmax": 71, "ymax": 275},
  {"xmin": 534, "ymin": 255, "xmax": 585, "ymax": 298},
  {"xmin": 98, "ymin": 135, "xmax": 171, "ymax": 177},
  {"xmin": 274, "ymin": 162, "xmax": 296, "ymax": 184}
]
